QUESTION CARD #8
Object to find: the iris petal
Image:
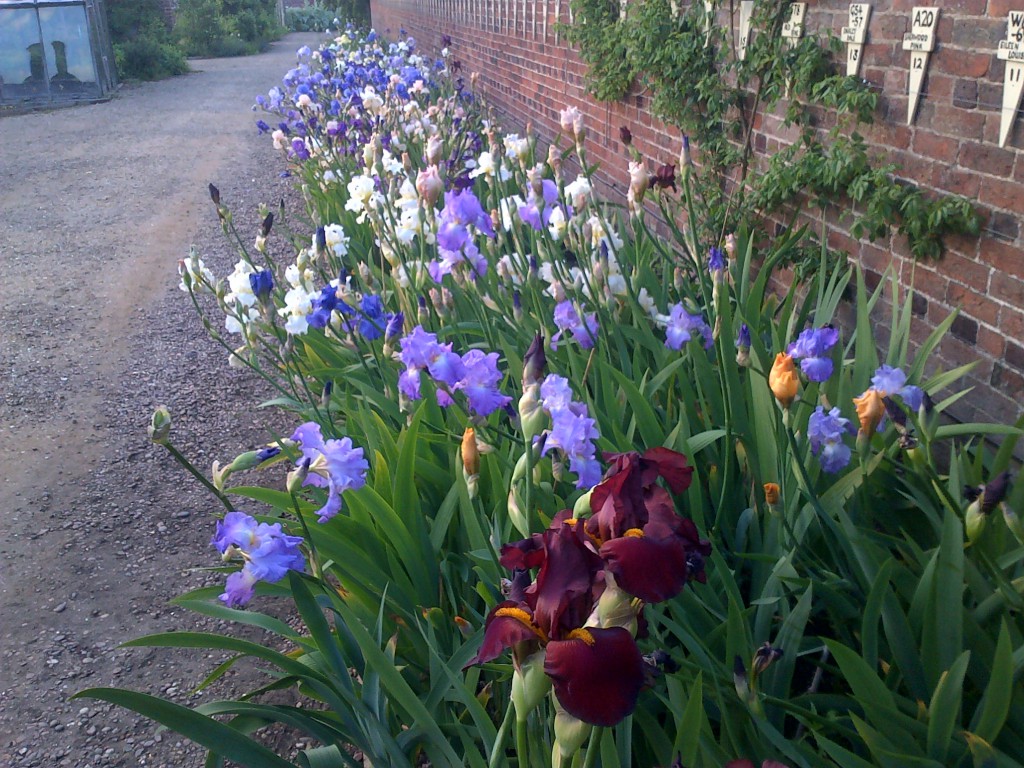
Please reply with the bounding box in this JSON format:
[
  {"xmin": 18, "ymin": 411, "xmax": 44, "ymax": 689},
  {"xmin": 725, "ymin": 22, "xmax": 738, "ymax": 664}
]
[
  {"xmin": 544, "ymin": 627, "xmax": 645, "ymax": 726},
  {"xmin": 464, "ymin": 601, "xmax": 544, "ymax": 668},
  {"xmin": 599, "ymin": 531, "xmax": 690, "ymax": 603}
]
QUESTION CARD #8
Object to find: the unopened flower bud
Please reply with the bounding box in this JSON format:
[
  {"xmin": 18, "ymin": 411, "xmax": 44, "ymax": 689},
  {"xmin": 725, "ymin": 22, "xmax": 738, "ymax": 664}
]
[
  {"xmin": 764, "ymin": 482, "xmax": 780, "ymax": 507},
  {"xmin": 628, "ymin": 160, "xmax": 650, "ymax": 204},
  {"xmin": 679, "ymin": 134, "xmax": 692, "ymax": 169},
  {"xmin": 426, "ymin": 134, "xmax": 443, "ymax": 165},
  {"xmin": 751, "ymin": 642, "xmax": 783, "ymax": 677},
  {"xmin": 416, "ymin": 165, "xmax": 444, "ymax": 206},
  {"xmin": 149, "ymin": 406, "xmax": 172, "ymax": 445},
  {"xmin": 966, "ymin": 504, "xmax": 987, "ymax": 544},
  {"xmin": 769, "ymin": 353, "xmax": 799, "ymax": 409},
  {"xmin": 552, "ymin": 704, "xmax": 591, "ymax": 764},
  {"xmin": 461, "ymin": 427, "xmax": 480, "ymax": 499},
  {"xmin": 547, "ymin": 142, "xmax": 562, "ymax": 171},
  {"xmin": 418, "ymin": 295, "xmax": 429, "ymax": 324},
  {"xmin": 528, "ymin": 163, "xmax": 545, "ymax": 198},
  {"xmin": 287, "ymin": 457, "xmax": 311, "ymax": 494},
  {"xmin": 511, "ymin": 651, "xmax": 551, "ymax": 722},
  {"xmin": 522, "ymin": 332, "xmax": 547, "ymax": 387},
  {"xmin": 573, "ymin": 489, "xmax": 593, "ymax": 519},
  {"xmin": 853, "ymin": 388, "xmax": 885, "ymax": 436},
  {"xmin": 507, "ymin": 486, "xmax": 528, "ymax": 537}
]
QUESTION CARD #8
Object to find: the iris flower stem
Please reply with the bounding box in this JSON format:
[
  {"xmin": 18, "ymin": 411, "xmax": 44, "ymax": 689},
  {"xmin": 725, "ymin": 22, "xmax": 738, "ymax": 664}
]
[
  {"xmin": 581, "ymin": 727, "xmax": 604, "ymax": 768},
  {"xmin": 515, "ymin": 717, "xmax": 530, "ymax": 768},
  {"xmin": 523, "ymin": 434, "xmax": 536, "ymax": 534},
  {"xmin": 290, "ymin": 493, "xmax": 321, "ymax": 581},
  {"xmin": 162, "ymin": 442, "xmax": 234, "ymax": 513},
  {"xmin": 488, "ymin": 704, "xmax": 515, "ymax": 768}
]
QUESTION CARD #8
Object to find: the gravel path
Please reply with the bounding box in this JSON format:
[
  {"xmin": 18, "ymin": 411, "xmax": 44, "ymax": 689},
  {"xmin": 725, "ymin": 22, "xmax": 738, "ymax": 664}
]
[{"xmin": 0, "ymin": 33, "xmax": 323, "ymax": 767}]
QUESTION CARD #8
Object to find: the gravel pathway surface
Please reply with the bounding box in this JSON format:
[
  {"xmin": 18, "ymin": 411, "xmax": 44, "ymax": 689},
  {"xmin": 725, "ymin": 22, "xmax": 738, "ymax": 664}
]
[{"xmin": 0, "ymin": 33, "xmax": 323, "ymax": 767}]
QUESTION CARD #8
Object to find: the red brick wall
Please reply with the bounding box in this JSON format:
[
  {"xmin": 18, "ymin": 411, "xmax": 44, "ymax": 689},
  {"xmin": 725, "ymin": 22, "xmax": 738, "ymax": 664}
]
[{"xmin": 369, "ymin": 0, "xmax": 1024, "ymax": 430}]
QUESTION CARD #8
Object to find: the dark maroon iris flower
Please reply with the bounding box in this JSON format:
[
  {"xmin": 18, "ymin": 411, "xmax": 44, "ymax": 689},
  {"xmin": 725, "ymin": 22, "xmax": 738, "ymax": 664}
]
[
  {"xmin": 469, "ymin": 448, "xmax": 709, "ymax": 727},
  {"xmin": 468, "ymin": 524, "xmax": 644, "ymax": 726}
]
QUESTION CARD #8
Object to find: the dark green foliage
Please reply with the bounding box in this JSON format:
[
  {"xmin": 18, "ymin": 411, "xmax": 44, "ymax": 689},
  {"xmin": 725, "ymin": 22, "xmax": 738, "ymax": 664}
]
[
  {"xmin": 565, "ymin": 0, "xmax": 982, "ymax": 259},
  {"xmin": 285, "ymin": 1, "xmax": 370, "ymax": 31},
  {"xmin": 173, "ymin": 0, "xmax": 286, "ymax": 58},
  {"xmin": 106, "ymin": 0, "xmax": 189, "ymax": 81}
]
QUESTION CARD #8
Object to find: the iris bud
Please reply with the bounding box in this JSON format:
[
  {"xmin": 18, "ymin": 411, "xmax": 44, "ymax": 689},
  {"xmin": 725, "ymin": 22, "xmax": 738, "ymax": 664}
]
[
  {"xmin": 149, "ymin": 406, "xmax": 172, "ymax": 445},
  {"xmin": 552, "ymin": 705, "xmax": 591, "ymax": 767},
  {"xmin": 768, "ymin": 353, "xmax": 799, "ymax": 409},
  {"xmin": 511, "ymin": 651, "xmax": 551, "ymax": 722}
]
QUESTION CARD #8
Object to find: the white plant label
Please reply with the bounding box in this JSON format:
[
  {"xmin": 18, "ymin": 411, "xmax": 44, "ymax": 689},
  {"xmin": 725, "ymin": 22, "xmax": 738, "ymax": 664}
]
[
  {"xmin": 782, "ymin": 3, "xmax": 807, "ymax": 49},
  {"xmin": 998, "ymin": 11, "xmax": 1024, "ymax": 146},
  {"xmin": 841, "ymin": 4, "xmax": 872, "ymax": 77},
  {"xmin": 738, "ymin": 1, "xmax": 754, "ymax": 61},
  {"xmin": 902, "ymin": 7, "xmax": 939, "ymax": 124},
  {"xmin": 704, "ymin": 1, "xmax": 714, "ymax": 46}
]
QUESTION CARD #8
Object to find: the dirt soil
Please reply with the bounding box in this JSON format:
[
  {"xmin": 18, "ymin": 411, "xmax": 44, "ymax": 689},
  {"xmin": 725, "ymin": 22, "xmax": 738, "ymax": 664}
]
[{"xmin": 0, "ymin": 33, "xmax": 324, "ymax": 767}]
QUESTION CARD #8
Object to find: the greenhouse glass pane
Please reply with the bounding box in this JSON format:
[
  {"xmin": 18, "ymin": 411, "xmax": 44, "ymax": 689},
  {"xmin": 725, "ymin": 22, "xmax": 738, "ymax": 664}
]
[
  {"xmin": 0, "ymin": 8, "xmax": 45, "ymax": 95},
  {"xmin": 39, "ymin": 3, "xmax": 97, "ymax": 91}
]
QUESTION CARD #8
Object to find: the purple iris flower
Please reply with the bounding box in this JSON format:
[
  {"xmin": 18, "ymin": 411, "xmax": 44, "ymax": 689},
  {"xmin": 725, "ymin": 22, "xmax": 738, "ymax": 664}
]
[
  {"xmin": 552, "ymin": 301, "xmax": 598, "ymax": 350},
  {"xmin": 399, "ymin": 367, "xmax": 422, "ymax": 400},
  {"xmin": 454, "ymin": 349, "xmax": 512, "ymax": 416},
  {"xmin": 358, "ymin": 294, "xmax": 386, "ymax": 339},
  {"xmin": 736, "ymin": 323, "xmax": 751, "ymax": 348},
  {"xmin": 385, "ymin": 311, "xmax": 404, "ymax": 342},
  {"xmin": 211, "ymin": 511, "xmax": 304, "ymax": 607},
  {"xmin": 291, "ymin": 422, "xmax": 369, "ymax": 523},
  {"xmin": 249, "ymin": 269, "xmax": 274, "ymax": 298},
  {"xmin": 291, "ymin": 137, "xmax": 310, "ymax": 161},
  {"xmin": 538, "ymin": 374, "xmax": 602, "ymax": 489},
  {"xmin": 517, "ymin": 179, "xmax": 559, "ymax": 231},
  {"xmin": 807, "ymin": 406, "xmax": 854, "ymax": 473},
  {"xmin": 440, "ymin": 190, "xmax": 495, "ymax": 240},
  {"xmin": 871, "ymin": 365, "xmax": 923, "ymax": 410},
  {"xmin": 309, "ymin": 285, "xmax": 352, "ymax": 329},
  {"xmin": 397, "ymin": 325, "xmax": 465, "ymax": 404},
  {"xmin": 708, "ymin": 246, "xmax": 726, "ymax": 273},
  {"xmin": 665, "ymin": 304, "xmax": 713, "ymax": 350},
  {"xmin": 787, "ymin": 326, "xmax": 839, "ymax": 382},
  {"xmin": 256, "ymin": 120, "xmax": 271, "ymax": 134}
]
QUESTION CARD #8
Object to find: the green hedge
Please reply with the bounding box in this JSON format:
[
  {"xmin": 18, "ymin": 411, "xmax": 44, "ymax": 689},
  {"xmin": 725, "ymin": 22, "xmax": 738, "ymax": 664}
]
[
  {"xmin": 106, "ymin": 0, "xmax": 188, "ymax": 81},
  {"xmin": 285, "ymin": 1, "xmax": 370, "ymax": 31},
  {"xmin": 173, "ymin": 0, "xmax": 286, "ymax": 58}
]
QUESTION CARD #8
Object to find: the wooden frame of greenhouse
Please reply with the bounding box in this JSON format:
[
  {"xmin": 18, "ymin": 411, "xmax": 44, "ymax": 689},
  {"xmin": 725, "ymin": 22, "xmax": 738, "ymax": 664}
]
[{"xmin": 0, "ymin": 0, "xmax": 116, "ymax": 108}]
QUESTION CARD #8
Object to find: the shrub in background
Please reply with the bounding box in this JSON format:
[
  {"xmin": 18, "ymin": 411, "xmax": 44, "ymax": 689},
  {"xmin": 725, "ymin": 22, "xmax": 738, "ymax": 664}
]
[
  {"xmin": 174, "ymin": 0, "xmax": 285, "ymax": 58},
  {"xmin": 286, "ymin": 1, "xmax": 370, "ymax": 31},
  {"xmin": 106, "ymin": 0, "xmax": 188, "ymax": 81}
]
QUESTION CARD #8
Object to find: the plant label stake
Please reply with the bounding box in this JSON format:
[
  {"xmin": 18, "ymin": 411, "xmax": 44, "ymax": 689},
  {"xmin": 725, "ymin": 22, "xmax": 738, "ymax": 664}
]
[
  {"xmin": 781, "ymin": 3, "xmax": 806, "ymax": 97},
  {"xmin": 782, "ymin": 3, "xmax": 806, "ymax": 49},
  {"xmin": 998, "ymin": 11, "xmax": 1024, "ymax": 146},
  {"xmin": 902, "ymin": 7, "xmax": 938, "ymax": 125},
  {"xmin": 841, "ymin": 3, "xmax": 871, "ymax": 77},
  {"xmin": 704, "ymin": 1, "xmax": 714, "ymax": 46},
  {"xmin": 738, "ymin": 1, "xmax": 754, "ymax": 61}
]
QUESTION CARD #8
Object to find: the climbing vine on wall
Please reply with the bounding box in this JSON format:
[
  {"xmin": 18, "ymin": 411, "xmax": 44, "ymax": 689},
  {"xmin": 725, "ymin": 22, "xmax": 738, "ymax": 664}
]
[{"xmin": 564, "ymin": 0, "xmax": 981, "ymax": 259}]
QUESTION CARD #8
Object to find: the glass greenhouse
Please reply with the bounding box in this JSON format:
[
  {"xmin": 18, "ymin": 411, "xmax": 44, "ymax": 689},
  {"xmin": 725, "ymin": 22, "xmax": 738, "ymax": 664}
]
[{"xmin": 0, "ymin": 0, "xmax": 116, "ymax": 108}]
